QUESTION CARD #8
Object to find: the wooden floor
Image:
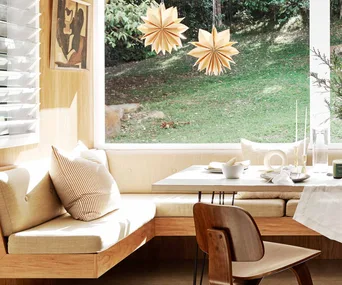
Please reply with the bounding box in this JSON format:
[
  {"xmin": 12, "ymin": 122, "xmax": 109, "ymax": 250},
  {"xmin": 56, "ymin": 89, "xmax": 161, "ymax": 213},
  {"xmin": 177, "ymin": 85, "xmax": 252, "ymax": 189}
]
[{"xmin": 21, "ymin": 258, "xmax": 339, "ymax": 285}]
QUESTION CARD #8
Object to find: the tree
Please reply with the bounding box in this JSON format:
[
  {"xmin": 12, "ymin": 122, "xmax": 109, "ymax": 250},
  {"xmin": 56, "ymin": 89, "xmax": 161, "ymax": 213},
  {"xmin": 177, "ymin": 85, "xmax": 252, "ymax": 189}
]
[
  {"xmin": 311, "ymin": 49, "xmax": 342, "ymax": 120},
  {"xmin": 213, "ymin": 0, "xmax": 223, "ymax": 27},
  {"xmin": 105, "ymin": 0, "xmax": 157, "ymax": 62}
]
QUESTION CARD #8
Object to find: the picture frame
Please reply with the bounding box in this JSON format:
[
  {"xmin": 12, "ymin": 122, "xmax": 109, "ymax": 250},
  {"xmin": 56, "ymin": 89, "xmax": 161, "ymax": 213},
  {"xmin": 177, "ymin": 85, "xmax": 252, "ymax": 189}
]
[{"xmin": 50, "ymin": 0, "xmax": 91, "ymax": 70}]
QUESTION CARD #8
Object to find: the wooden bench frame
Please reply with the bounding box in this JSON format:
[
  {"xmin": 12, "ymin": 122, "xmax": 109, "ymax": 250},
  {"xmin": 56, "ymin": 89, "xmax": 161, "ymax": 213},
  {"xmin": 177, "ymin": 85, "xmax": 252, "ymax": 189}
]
[{"xmin": 0, "ymin": 217, "xmax": 319, "ymax": 279}]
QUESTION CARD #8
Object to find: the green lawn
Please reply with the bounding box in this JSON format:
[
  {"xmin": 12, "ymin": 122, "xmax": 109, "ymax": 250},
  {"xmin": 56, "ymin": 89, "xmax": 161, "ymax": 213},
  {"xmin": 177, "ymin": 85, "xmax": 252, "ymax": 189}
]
[{"xmin": 105, "ymin": 24, "xmax": 342, "ymax": 143}]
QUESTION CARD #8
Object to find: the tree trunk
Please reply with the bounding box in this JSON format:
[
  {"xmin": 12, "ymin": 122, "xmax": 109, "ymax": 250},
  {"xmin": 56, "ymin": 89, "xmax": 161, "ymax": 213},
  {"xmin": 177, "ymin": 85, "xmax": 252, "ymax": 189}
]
[
  {"xmin": 212, "ymin": 0, "xmax": 222, "ymax": 27},
  {"xmin": 228, "ymin": 0, "xmax": 232, "ymax": 28},
  {"xmin": 340, "ymin": 0, "xmax": 342, "ymax": 19}
]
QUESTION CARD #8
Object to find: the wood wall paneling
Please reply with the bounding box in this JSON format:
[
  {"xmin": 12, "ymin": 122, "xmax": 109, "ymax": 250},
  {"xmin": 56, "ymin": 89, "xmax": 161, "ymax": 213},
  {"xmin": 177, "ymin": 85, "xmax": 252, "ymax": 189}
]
[{"xmin": 0, "ymin": 0, "xmax": 94, "ymax": 166}]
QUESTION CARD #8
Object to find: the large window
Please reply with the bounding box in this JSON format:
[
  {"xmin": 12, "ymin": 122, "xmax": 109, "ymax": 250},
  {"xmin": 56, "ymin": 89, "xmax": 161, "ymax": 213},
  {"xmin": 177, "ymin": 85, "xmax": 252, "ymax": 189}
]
[
  {"xmin": 330, "ymin": 2, "xmax": 342, "ymax": 143},
  {"xmin": 94, "ymin": 0, "xmax": 334, "ymax": 148}
]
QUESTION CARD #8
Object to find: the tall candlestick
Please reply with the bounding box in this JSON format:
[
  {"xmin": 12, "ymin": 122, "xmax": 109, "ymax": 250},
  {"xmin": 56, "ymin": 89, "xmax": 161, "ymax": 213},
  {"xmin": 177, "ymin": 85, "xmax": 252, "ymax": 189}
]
[
  {"xmin": 303, "ymin": 107, "xmax": 308, "ymax": 156},
  {"xmin": 295, "ymin": 100, "xmax": 298, "ymax": 143}
]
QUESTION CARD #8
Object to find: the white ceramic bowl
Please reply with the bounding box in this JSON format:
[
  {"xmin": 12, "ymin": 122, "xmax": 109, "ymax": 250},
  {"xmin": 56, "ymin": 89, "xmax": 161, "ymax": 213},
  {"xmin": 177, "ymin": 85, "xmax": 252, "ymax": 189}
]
[{"xmin": 222, "ymin": 164, "xmax": 244, "ymax": 179}]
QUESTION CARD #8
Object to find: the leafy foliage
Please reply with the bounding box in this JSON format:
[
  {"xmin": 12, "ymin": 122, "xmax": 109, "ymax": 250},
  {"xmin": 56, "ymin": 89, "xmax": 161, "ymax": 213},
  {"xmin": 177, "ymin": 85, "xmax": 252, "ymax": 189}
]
[
  {"xmin": 105, "ymin": 0, "xmax": 157, "ymax": 63},
  {"xmin": 311, "ymin": 49, "xmax": 342, "ymax": 120},
  {"xmin": 105, "ymin": 0, "xmax": 316, "ymax": 64}
]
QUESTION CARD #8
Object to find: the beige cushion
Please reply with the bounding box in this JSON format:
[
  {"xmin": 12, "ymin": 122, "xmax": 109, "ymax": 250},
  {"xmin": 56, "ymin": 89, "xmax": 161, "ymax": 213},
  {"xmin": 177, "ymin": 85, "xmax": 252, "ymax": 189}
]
[
  {"xmin": 241, "ymin": 138, "xmax": 307, "ymax": 165},
  {"xmin": 49, "ymin": 146, "xmax": 121, "ymax": 221},
  {"xmin": 236, "ymin": 192, "xmax": 301, "ymax": 200},
  {"xmin": 237, "ymin": 138, "xmax": 306, "ymax": 199},
  {"xmin": 8, "ymin": 199, "xmax": 156, "ymax": 254},
  {"xmin": 121, "ymin": 194, "xmax": 285, "ymax": 218},
  {"xmin": 0, "ymin": 163, "xmax": 65, "ymax": 236},
  {"xmin": 286, "ymin": 199, "xmax": 299, "ymax": 217}
]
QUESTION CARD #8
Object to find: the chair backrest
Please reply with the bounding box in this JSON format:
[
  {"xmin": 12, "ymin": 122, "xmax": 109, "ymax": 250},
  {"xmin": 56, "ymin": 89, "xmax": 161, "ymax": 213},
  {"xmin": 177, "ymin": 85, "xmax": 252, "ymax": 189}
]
[{"xmin": 193, "ymin": 202, "xmax": 264, "ymax": 262}]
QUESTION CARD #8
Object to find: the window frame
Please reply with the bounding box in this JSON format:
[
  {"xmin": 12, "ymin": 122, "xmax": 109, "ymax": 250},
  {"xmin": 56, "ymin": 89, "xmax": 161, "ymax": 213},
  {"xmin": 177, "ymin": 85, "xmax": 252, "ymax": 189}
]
[{"xmin": 94, "ymin": 0, "xmax": 341, "ymax": 150}]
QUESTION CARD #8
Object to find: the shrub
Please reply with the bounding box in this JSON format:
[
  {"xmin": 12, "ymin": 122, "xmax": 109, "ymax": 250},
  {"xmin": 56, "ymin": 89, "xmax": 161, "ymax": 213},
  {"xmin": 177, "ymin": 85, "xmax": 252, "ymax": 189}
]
[{"xmin": 105, "ymin": 0, "xmax": 157, "ymax": 64}]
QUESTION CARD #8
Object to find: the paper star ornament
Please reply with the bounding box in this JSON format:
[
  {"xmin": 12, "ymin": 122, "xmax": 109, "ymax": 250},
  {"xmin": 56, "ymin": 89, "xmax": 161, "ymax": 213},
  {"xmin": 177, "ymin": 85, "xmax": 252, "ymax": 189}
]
[
  {"xmin": 188, "ymin": 26, "xmax": 239, "ymax": 76},
  {"xmin": 138, "ymin": 3, "xmax": 188, "ymax": 55}
]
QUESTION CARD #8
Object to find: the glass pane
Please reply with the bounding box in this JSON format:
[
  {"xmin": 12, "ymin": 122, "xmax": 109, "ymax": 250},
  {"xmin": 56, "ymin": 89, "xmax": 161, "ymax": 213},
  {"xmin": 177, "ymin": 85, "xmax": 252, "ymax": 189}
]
[
  {"xmin": 330, "ymin": 1, "xmax": 342, "ymax": 143},
  {"xmin": 0, "ymin": 54, "xmax": 38, "ymax": 72},
  {"xmin": 0, "ymin": 0, "xmax": 38, "ymax": 10},
  {"xmin": 105, "ymin": 0, "xmax": 310, "ymax": 143},
  {"xmin": 0, "ymin": 4, "xmax": 38, "ymax": 28},
  {"xmin": 0, "ymin": 21, "xmax": 39, "ymax": 42},
  {"xmin": 0, "ymin": 37, "xmax": 38, "ymax": 56},
  {"xmin": 0, "ymin": 71, "xmax": 38, "ymax": 88}
]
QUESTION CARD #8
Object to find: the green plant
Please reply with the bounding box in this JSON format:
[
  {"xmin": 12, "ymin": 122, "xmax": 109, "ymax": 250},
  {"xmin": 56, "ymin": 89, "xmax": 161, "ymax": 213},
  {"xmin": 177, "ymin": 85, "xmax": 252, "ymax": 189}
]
[
  {"xmin": 311, "ymin": 48, "xmax": 342, "ymax": 120},
  {"xmin": 105, "ymin": 0, "xmax": 157, "ymax": 63}
]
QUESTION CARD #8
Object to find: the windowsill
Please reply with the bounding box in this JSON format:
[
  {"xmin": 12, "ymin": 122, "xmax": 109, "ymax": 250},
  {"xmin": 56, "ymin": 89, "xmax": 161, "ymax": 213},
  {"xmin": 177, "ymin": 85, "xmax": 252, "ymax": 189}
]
[{"xmin": 96, "ymin": 142, "xmax": 342, "ymax": 151}]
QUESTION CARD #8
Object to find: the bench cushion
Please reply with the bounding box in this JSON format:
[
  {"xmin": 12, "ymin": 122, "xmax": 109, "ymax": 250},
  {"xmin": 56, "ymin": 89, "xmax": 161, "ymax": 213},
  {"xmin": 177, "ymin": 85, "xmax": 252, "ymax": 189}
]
[
  {"xmin": 8, "ymin": 199, "xmax": 156, "ymax": 254},
  {"xmin": 121, "ymin": 194, "xmax": 285, "ymax": 218},
  {"xmin": 0, "ymin": 163, "xmax": 65, "ymax": 237},
  {"xmin": 286, "ymin": 199, "xmax": 299, "ymax": 217}
]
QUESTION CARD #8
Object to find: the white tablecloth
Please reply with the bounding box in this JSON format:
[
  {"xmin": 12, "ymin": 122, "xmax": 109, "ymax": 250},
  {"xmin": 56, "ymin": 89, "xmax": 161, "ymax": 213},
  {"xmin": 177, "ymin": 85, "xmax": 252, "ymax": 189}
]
[{"xmin": 294, "ymin": 185, "xmax": 342, "ymax": 243}]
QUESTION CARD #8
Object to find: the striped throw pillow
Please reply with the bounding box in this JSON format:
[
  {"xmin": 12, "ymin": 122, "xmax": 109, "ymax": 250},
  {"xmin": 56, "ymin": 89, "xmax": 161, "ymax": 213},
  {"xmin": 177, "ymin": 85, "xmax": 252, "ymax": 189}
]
[{"xmin": 49, "ymin": 146, "xmax": 121, "ymax": 221}]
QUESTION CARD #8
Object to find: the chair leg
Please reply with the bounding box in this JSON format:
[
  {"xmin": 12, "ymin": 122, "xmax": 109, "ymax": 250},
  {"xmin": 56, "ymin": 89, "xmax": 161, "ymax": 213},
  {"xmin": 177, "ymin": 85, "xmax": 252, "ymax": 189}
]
[
  {"xmin": 234, "ymin": 278, "xmax": 263, "ymax": 285},
  {"xmin": 290, "ymin": 262, "xmax": 313, "ymax": 285}
]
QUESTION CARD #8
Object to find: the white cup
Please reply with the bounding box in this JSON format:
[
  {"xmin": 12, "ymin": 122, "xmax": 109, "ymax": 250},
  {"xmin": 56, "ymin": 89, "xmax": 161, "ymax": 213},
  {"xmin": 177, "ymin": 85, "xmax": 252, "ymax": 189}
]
[{"xmin": 222, "ymin": 164, "xmax": 244, "ymax": 179}]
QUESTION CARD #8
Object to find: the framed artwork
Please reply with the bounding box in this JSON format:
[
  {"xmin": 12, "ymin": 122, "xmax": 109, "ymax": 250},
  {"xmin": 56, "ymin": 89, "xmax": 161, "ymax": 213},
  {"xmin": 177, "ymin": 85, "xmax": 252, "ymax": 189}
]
[{"xmin": 50, "ymin": 0, "xmax": 91, "ymax": 70}]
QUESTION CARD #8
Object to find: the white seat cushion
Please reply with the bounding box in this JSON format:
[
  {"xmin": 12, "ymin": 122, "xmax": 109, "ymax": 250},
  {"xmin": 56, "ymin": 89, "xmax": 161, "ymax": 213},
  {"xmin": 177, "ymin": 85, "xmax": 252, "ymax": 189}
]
[
  {"xmin": 8, "ymin": 200, "xmax": 156, "ymax": 254},
  {"xmin": 121, "ymin": 194, "xmax": 285, "ymax": 218}
]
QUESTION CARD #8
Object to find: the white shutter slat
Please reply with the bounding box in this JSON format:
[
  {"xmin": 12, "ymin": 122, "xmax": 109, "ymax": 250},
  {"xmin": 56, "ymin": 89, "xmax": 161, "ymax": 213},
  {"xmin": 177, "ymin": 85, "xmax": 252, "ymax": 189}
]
[{"xmin": 0, "ymin": 0, "xmax": 39, "ymax": 146}]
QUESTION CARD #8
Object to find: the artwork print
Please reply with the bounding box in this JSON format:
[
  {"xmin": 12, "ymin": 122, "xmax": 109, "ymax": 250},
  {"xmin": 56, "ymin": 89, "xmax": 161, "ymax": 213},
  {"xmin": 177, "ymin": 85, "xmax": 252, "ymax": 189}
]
[{"xmin": 51, "ymin": 0, "xmax": 90, "ymax": 70}]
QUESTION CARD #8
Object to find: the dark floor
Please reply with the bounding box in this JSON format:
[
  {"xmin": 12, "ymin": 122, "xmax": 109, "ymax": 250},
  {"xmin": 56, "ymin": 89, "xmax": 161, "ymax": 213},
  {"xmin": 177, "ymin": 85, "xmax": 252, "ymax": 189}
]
[{"xmin": 56, "ymin": 259, "xmax": 342, "ymax": 285}]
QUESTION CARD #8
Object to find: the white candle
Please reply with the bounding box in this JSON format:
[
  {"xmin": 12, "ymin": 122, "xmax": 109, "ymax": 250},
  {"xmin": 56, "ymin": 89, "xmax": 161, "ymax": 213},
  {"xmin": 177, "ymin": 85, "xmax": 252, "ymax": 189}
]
[
  {"xmin": 303, "ymin": 107, "xmax": 308, "ymax": 156},
  {"xmin": 295, "ymin": 100, "xmax": 298, "ymax": 143}
]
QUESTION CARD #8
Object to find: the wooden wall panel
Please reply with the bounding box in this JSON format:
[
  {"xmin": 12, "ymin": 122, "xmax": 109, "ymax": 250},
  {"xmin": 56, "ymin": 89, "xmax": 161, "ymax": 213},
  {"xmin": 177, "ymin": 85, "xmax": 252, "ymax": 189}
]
[{"xmin": 0, "ymin": 0, "xmax": 94, "ymax": 167}]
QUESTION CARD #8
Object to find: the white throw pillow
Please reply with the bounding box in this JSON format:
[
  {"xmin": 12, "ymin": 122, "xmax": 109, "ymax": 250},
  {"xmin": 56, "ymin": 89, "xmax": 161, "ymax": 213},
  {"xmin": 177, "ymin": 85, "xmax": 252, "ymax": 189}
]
[
  {"xmin": 49, "ymin": 146, "xmax": 121, "ymax": 221},
  {"xmin": 237, "ymin": 139, "xmax": 307, "ymax": 200},
  {"xmin": 80, "ymin": 149, "xmax": 109, "ymax": 170},
  {"xmin": 241, "ymin": 138, "xmax": 308, "ymax": 166}
]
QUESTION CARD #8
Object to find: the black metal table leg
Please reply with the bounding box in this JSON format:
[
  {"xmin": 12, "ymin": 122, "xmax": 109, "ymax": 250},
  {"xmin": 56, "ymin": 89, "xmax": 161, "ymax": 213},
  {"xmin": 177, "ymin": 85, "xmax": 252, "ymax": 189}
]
[{"xmin": 193, "ymin": 191, "xmax": 203, "ymax": 285}]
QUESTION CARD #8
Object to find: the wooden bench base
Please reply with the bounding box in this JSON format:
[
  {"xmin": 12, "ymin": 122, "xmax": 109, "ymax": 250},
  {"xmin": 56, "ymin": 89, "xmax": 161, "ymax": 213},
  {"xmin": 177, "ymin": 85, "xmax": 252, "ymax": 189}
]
[
  {"xmin": 0, "ymin": 220, "xmax": 155, "ymax": 279},
  {"xmin": 0, "ymin": 217, "xmax": 323, "ymax": 282},
  {"xmin": 154, "ymin": 217, "xmax": 320, "ymax": 237}
]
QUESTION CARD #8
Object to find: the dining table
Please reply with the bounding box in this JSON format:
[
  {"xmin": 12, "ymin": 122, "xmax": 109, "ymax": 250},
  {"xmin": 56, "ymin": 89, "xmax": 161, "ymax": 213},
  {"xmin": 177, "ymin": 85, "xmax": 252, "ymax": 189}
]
[
  {"xmin": 152, "ymin": 165, "xmax": 339, "ymax": 196},
  {"xmin": 152, "ymin": 164, "xmax": 342, "ymax": 285}
]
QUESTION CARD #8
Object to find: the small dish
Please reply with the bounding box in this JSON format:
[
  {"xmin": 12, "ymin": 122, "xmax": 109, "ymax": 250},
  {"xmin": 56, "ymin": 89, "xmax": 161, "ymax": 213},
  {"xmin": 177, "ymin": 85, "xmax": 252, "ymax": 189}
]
[
  {"xmin": 260, "ymin": 172, "xmax": 310, "ymax": 183},
  {"xmin": 205, "ymin": 167, "xmax": 222, "ymax": 173}
]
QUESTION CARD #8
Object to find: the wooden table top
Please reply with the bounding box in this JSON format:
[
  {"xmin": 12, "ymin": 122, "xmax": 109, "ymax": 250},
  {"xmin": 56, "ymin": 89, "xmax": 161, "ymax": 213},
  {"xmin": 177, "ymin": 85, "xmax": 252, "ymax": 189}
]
[{"xmin": 152, "ymin": 165, "xmax": 342, "ymax": 193}]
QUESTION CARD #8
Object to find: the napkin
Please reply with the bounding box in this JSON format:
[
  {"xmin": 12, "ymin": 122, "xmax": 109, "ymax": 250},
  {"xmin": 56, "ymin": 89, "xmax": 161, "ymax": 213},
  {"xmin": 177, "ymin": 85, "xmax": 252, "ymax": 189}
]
[
  {"xmin": 271, "ymin": 166, "xmax": 294, "ymax": 186},
  {"xmin": 208, "ymin": 158, "xmax": 250, "ymax": 170}
]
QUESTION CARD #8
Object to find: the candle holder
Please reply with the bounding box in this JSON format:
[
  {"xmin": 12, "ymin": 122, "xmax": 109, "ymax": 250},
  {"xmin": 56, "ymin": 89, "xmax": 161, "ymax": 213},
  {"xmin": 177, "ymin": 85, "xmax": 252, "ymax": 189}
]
[
  {"xmin": 302, "ymin": 154, "xmax": 307, "ymax": 174},
  {"xmin": 293, "ymin": 145, "xmax": 299, "ymax": 173}
]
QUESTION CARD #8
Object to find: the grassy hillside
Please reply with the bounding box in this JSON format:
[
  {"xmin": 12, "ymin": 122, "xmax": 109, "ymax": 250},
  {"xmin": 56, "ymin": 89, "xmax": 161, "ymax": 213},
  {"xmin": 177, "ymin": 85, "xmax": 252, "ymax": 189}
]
[{"xmin": 106, "ymin": 26, "xmax": 313, "ymax": 143}]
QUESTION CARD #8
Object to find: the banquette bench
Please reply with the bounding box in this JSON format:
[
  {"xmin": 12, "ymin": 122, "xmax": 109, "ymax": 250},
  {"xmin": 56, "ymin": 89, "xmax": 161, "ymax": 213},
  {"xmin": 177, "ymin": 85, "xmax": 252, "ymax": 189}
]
[{"xmin": 0, "ymin": 149, "xmax": 323, "ymax": 280}]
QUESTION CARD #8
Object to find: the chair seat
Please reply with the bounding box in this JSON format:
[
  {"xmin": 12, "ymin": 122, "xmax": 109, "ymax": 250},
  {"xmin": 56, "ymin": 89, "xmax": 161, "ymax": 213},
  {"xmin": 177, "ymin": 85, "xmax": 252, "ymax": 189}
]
[{"xmin": 232, "ymin": 241, "xmax": 320, "ymax": 280}]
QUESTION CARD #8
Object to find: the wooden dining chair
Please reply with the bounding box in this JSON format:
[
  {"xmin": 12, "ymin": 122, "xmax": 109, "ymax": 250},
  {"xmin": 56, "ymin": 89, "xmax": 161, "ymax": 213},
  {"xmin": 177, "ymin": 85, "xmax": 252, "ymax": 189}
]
[{"xmin": 193, "ymin": 203, "xmax": 321, "ymax": 285}]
